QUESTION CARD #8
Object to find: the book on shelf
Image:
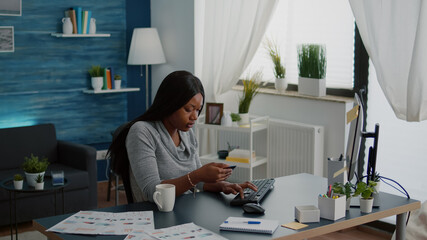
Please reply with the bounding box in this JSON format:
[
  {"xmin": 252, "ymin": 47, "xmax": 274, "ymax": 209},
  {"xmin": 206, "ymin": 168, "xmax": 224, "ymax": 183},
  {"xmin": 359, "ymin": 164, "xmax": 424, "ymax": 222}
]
[
  {"xmin": 225, "ymin": 157, "xmax": 250, "ymax": 163},
  {"xmin": 67, "ymin": 9, "xmax": 77, "ymax": 34},
  {"xmin": 106, "ymin": 68, "xmax": 112, "ymax": 89},
  {"xmin": 109, "ymin": 67, "xmax": 115, "ymax": 89},
  {"xmin": 220, "ymin": 217, "xmax": 279, "ymax": 234},
  {"xmin": 102, "ymin": 68, "xmax": 108, "ymax": 90},
  {"xmin": 74, "ymin": 7, "xmax": 82, "ymax": 34},
  {"xmin": 86, "ymin": 11, "xmax": 92, "ymax": 34},
  {"xmin": 82, "ymin": 10, "xmax": 88, "ymax": 34}
]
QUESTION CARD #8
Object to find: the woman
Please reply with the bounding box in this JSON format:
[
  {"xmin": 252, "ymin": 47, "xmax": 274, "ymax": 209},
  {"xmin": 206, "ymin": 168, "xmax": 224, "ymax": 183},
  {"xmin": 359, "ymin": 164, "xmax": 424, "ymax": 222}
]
[{"xmin": 108, "ymin": 70, "xmax": 257, "ymax": 202}]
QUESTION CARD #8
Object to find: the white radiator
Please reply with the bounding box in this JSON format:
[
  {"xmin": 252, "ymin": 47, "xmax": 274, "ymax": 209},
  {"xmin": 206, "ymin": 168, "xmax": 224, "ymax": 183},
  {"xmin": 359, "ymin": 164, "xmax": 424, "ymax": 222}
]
[{"xmin": 268, "ymin": 119, "xmax": 324, "ymax": 178}]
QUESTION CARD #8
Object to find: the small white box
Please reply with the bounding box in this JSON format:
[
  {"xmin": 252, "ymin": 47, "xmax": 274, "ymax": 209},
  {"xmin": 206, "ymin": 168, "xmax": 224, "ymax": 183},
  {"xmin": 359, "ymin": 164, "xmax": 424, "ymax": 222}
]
[
  {"xmin": 295, "ymin": 205, "xmax": 320, "ymax": 223},
  {"xmin": 318, "ymin": 195, "xmax": 346, "ymax": 220}
]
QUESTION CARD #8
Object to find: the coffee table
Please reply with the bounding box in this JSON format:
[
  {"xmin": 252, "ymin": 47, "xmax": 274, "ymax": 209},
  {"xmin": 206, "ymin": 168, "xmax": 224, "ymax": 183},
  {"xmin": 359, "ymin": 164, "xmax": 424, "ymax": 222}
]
[{"xmin": 0, "ymin": 176, "xmax": 68, "ymax": 240}]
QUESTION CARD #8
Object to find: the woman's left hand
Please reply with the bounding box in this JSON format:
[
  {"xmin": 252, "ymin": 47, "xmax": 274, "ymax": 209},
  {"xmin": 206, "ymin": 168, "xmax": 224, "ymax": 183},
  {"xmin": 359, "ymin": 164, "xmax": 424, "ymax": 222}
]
[{"xmin": 218, "ymin": 181, "xmax": 258, "ymax": 198}]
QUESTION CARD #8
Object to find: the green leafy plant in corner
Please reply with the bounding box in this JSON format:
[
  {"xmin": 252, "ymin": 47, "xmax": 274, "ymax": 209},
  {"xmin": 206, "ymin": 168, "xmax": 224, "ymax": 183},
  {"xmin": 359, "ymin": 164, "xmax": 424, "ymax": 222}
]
[
  {"xmin": 353, "ymin": 180, "xmax": 377, "ymax": 199},
  {"xmin": 230, "ymin": 113, "xmax": 241, "ymax": 122},
  {"xmin": 332, "ymin": 182, "xmax": 354, "ymax": 199},
  {"xmin": 297, "ymin": 44, "xmax": 327, "ymax": 79},
  {"xmin": 36, "ymin": 174, "xmax": 44, "ymax": 183},
  {"xmin": 22, "ymin": 154, "xmax": 50, "ymax": 173},
  {"xmin": 373, "ymin": 171, "xmax": 381, "ymax": 182},
  {"xmin": 114, "ymin": 74, "xmax": 121, "ymax": 80},
  {"xmin": 14, "ymin": 174, "xmax": 23, "ymax": 181},
  {"xmin": 265, "ymin": 39, "xmax": 286, "ymax": 79},
  {"xmin": 238, "ymin": 71, "xmax": 262, "ymax": 114},
  {"xmin": 88, "ymin": 65, "xmax": 104, "ymax": 77}
]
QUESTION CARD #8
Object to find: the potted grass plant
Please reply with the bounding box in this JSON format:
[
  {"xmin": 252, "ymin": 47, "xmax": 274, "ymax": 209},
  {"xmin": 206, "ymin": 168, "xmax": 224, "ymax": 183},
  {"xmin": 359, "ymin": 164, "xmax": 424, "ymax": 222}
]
[
  {"xmin": 238, "ymin": 71, "xmax": 262, "ymax": 125},
  {"xmin": 297, "ymin": 44, "xmax": 327, "ymax": 97},
  {"xmin": 265, "ymin": 39, "xmax": 286, "ymax": 92},
  {"xmin": 88, "ymin": 65, "xmax": 104, "ymax": 91},
  {"xmin": 13, "ymin": 174, "xmax": 24, "ymax": 190},
  {"xmin": 22, "ymin": 154, "xmax": 49, "ymax": 187}
]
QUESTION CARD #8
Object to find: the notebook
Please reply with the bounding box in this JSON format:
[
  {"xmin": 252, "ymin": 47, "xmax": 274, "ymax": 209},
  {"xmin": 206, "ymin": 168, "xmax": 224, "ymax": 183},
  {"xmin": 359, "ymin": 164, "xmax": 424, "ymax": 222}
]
[{"xmin": 219, "ymin": 217, "xmax": 279, "ymax": 234}]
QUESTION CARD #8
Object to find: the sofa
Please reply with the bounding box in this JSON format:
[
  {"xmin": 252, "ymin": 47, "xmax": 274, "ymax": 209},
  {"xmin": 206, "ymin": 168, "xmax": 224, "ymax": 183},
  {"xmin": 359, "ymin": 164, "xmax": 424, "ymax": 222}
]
[{"xmin": 0, "ymin": 123, "xmax": 97, "ymax": 226}]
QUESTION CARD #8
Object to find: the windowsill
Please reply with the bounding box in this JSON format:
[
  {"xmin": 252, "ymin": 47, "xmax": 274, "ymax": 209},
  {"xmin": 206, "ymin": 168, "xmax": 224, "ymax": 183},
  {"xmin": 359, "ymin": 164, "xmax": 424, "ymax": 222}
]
[{"xmin": 232, "ymin": 85, "xmax": 354, "ymax": 104}]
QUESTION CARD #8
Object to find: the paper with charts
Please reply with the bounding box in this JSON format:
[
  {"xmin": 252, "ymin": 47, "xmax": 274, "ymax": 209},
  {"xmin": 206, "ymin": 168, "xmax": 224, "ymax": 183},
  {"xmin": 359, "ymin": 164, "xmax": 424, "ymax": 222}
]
[
  {"xmin": 125, "ymin": 222, "xmax": 228, "ymax": 240},
  {"xmin": 47, "ymin": 211, "xmax": 154, "ymax": 235}
]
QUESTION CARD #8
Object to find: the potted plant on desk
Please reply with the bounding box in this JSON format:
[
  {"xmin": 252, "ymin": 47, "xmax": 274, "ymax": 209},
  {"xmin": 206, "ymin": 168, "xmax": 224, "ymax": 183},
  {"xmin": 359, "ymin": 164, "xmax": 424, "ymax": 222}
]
[
  {"xmin": 332, "ymin": 182, "xmax": 354, "ymax": 210},
  {"xmin": 35, "ymin": 174, "xmax": 44, "ymax": 190},
  {"xmin": 22, "ymin": 154, "xmax": 49, "ymax": 187},
  {"xmin": 13, "ymin": 174, "xmax": 24, "ymax": 190},
  {"xmin": 353, "ymin": 180, "xmax": 377, "ymax": 213}
]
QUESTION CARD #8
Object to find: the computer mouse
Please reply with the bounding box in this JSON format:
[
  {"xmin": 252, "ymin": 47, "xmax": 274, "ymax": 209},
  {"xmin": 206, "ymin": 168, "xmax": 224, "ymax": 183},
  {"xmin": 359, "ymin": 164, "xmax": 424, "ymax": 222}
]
[{"xmin": 242, "ymin": 203, "xmax": 265, "ymax": 214}]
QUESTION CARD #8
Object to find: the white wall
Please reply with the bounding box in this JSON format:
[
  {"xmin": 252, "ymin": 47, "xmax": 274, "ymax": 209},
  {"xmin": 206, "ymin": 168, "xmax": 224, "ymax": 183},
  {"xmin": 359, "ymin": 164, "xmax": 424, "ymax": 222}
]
[{"xmin": 150, "ymin": 0, "xmax": 195, "ymax": 98}]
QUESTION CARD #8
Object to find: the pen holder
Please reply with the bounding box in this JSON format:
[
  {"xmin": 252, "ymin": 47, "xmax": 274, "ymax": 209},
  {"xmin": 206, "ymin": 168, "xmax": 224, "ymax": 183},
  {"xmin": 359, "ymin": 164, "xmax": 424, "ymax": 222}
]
[{"xmin": 318, "ymin": 194, "xmax": 346, "ymax": 220}]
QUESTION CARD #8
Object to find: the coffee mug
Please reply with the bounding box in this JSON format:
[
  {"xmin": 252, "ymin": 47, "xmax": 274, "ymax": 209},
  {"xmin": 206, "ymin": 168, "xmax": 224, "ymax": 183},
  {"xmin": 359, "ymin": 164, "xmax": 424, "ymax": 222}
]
[{"xmin": 153, "ymin": 184, "xmax": 176, "ymax": 212}]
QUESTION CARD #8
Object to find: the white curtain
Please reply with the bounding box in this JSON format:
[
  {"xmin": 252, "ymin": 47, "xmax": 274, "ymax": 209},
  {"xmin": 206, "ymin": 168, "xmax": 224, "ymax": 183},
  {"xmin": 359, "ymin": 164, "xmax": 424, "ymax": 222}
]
[
  {"xmin": 197, "ymin": 0, "xmax": 278, "ymax": 102},
  {"xmin": 349, "ymin": 0, "xmax": 427, "ymax": 122}
]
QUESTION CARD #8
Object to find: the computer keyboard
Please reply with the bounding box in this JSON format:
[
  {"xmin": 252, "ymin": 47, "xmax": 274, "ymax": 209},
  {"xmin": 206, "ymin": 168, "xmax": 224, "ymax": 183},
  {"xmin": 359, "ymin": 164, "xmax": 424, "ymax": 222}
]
[{"xmin": 230, "ymin": 178, "xmax": 275, "ymax": 206}]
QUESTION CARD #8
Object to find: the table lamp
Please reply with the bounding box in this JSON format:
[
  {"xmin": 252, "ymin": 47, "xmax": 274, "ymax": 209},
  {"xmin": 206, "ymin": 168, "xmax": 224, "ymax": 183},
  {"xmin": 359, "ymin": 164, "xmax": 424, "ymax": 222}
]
[{"xmin": 128, "ymin": 28, "xmax": 166, "ymax": 110}]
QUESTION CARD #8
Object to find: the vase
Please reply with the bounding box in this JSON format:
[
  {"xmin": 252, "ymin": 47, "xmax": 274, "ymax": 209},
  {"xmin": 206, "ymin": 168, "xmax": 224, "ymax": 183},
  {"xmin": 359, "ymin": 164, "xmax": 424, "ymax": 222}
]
[
  {"xmin": 238, "ymin": 113, "xmax": 249, "ymax": 126},
  {"xmin": 62, "ymin": 17, "xmax": 73, "ymax": 35},
  {"xmin": 25, "ymin": 171, "xmax": 45, "ymax": 187},
  {"xmin": 35, "ymin": 182, "xmax": 44, "ymax": 190},
  {"xmin": 89, "ymin": 18, "xmax": 96, "ymax": 34},
  {"xmin": 275, "ymin": 78, "xmax": 288, "ymax": 92},
  {"xmin": 91, "ymin": 77, "xmax": 103, "ymax": 91},
  {"xmin": 13, "ymin": 180, "xmax": 23, "ymax": 190},
  {"xmin": 359, "ymin": 197, "xmax": 374, "ymax": 213},
  {"xmin": 298, "ymin": 77, "xmax": 326, "ymax": 97},
  {"xmin": 114, "ymin": 79, "xmax": 122, "ymax": 89}
]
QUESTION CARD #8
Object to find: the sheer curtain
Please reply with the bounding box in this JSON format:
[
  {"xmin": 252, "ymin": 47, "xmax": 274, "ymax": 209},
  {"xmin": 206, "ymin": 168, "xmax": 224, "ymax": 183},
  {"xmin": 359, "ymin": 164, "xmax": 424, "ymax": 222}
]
[
  {"xmin": 349, "ymin": 0, "xmax": 427, "ymax": 122},
  {"xmin": 195, "ymin": 0, "xmax": 278, "ymax": 102}
]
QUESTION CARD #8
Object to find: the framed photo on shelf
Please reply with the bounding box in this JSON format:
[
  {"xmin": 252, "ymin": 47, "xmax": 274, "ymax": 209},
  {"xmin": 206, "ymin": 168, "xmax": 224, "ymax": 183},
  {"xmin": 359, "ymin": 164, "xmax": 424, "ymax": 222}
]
[
  {"xmin": 205, "ymin": 103, "xmax": 223, "ymax": 125},
  {"xmin": 0, "ymin": 26, "xmax": 14, "ymax": 52},
  {"xmin": 0, "ymin": 0, "xmax": 21, "ymax": 16}
]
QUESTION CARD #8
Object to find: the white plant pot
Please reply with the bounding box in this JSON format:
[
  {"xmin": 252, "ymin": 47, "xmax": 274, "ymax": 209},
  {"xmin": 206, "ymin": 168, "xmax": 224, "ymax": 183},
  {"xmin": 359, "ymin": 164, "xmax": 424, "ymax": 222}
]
[
  {"xmin": 35, "ymin": 182, "xmax": 44, "ymax": 190},
  {"xmin": 114, "ymin": 79, "xmax": 122, "ymax": 89},
  {"xmin": 298, "ymin": 77, "xmax": 326, "ymax": 97},
  {"xmin": 346, "ymin": 197, "xmax": 352, "ymax": 211},
  {"xmin": 91, "ymin": 77, "xmax": 103, "ymax": 91},
  {"xmin": 25, "ymin": 171, "xmax": 45, "ymax": 187},
  {"xmin": 275, "ymin": 78, "xmax": 288, "ymax": 92},
  {"xmin": 238, "ymin": 113, "xmax": 250, "ymax": 126},
  {"xmin": 360, "ymin": 197, "xmax": 374, "ymax": 213},
  {"xmin": 13, "ymin": 180, "xmax": 23, "ymax": 190}
]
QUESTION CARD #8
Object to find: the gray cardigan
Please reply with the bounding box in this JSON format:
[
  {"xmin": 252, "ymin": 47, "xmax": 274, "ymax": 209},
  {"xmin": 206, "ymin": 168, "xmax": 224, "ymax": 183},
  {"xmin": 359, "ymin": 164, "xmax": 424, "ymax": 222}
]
[{"xmin": 126, "ymin": 121, "xmax": 202, "ymax": 202}]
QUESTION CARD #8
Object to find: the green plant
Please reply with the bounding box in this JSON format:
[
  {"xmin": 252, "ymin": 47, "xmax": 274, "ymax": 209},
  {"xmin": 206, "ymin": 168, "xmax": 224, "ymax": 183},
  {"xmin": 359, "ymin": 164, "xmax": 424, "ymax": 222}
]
[
  {"xmin": 353, "ymin": 180, "xmax": 377, "ymax": 199},
  {"xmin": 297, "ymin": 44, "xmax": 327, "ymax": 79},
  {"xmin": 230, "ymin": 113, "xmax": 241, "ymax": 122},
  {"xmin": 265, "ymin": 39, "xmax": 286, "ymax": 79},
  {"xmin": 13, "ymin": 174, "xmax": 23, "ymax": 181},
  {"xmin": 332, "ymin": 182, "xmax": 354, "ymax": 199},
  {"xmin": 88, "ymin": 65, "xmax": 104, "ymax": 77},
  {"xmin": 238, "ymin": 71, "xmax": 262, "ymax": 114},
  {"xmin": 373, "ymin": 171, "xmax": 381, "ymax": 182},
  {"xmin": 114, "ymin": 74, "xmax": 121, "ymax": 80},
  {"xmin": 22, "ymin": 154, "xmax": 50, "ymax": 173},
  {"xmin": 36, "ymin": 174, "xmax": 44, "ymax": 183}
]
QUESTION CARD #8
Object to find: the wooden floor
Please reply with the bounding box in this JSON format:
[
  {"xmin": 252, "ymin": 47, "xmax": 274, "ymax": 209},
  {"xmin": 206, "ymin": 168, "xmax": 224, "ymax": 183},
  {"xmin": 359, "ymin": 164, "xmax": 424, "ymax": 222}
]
[{"xmin": 0, "ymin": 181, "xmax": 392, "ymax": 239}]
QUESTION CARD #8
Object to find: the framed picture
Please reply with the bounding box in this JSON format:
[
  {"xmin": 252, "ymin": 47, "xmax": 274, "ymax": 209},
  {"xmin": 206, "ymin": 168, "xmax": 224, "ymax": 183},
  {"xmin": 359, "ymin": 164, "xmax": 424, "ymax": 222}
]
[
  {"xmin": 0, "ymin": 0, "xmax": 21, "ymax": 16},
  {"xmin": 205, "ymin": 103, "xmax": 224, "ymax": 125},
  {"xmin": 0, "ymin": 26, "xmax": 14, "ymax": 52}
]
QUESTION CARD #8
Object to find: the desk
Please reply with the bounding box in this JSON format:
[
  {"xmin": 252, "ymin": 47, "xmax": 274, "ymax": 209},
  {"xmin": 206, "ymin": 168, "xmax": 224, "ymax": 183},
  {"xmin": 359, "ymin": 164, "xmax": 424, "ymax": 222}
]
[{"xmin": 33, "ymin": 173, "xmax": 420, "ymax": 240}]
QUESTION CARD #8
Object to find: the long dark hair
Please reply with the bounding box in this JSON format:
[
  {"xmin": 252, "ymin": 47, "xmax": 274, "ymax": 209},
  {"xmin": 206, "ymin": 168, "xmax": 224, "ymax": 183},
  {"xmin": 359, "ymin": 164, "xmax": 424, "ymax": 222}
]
[{"xmin": 107, "ymin": 70, "xmax": 205, "ymax": 177}]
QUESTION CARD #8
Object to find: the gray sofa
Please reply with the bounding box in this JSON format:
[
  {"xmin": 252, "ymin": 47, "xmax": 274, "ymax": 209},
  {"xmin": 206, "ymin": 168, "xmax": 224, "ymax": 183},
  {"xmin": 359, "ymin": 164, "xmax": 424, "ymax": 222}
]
[{"xmin": 0, "ymin": 123, "xmax": 97, "ymax": 226}]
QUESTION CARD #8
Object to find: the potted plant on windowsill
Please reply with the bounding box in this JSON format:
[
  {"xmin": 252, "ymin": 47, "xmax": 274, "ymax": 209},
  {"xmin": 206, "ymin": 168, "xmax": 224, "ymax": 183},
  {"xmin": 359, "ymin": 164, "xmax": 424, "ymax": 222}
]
[
  {"xmin": 35, "ymin": 174, "xmax": 44, "ymax": 190},
  {"xmin": 297, "ymin": 44, "xmax": 327, "ymax": 97},
  {"xmin": 88, "ymin": 65, "xmax": 104, "ymax": 91},
  {"xmin": 332, "ymin": 182, "xmax": 355, "ymax": 210},
  {"xmin": 238, "ymin": 71, "xmax": 262, "ymax": 125},
  {"xmin": 353, "ymin": 180, "xmax": 377, "ymax": 213},
  {"xmin": 13, "ymin": 174, "xmax": 24, "ymax": 190},
  {"xmin": 22, "ymin": 154, "xmax": 50, "ymax": 187},
  {"xmin": 265, "ymin": 39, "xmax": 286, "ymax": 92}
]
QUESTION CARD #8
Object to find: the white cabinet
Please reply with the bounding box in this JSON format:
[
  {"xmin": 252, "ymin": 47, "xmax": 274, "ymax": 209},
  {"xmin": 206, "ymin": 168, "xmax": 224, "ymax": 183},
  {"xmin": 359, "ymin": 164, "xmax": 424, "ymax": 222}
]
[{"xmin": 195, "ymin": 115, "xmax": 269, "ymax": 181}]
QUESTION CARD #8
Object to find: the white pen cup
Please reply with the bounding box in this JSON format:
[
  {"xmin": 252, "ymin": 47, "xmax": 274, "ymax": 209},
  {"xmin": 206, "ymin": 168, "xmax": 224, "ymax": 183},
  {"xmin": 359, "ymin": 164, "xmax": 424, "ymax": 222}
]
[{"xmin": 153, "ymin": 184, "xmax": 176, "ymax": 212}]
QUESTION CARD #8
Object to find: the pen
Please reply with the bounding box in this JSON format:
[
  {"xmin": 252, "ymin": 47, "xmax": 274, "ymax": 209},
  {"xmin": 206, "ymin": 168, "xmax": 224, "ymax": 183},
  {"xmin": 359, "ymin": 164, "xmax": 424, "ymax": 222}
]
[{"xmin": 224, "ymin": 221, "xmax": 261, "ymax": 224}]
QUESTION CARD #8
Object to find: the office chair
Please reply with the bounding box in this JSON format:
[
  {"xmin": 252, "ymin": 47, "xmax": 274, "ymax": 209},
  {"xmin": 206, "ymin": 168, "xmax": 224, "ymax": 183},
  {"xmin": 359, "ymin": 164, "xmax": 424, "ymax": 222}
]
[{"xmin": 107, "ymin": 123, "xmax": 134, "ymax": 204}]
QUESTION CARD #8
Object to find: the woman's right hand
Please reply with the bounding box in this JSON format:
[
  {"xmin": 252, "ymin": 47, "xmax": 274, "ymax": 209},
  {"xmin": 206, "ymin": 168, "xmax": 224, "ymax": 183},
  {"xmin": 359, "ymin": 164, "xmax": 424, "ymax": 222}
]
[{"xmin": 194, "ymin": 162, "xmax": 232, "ymax": 183}]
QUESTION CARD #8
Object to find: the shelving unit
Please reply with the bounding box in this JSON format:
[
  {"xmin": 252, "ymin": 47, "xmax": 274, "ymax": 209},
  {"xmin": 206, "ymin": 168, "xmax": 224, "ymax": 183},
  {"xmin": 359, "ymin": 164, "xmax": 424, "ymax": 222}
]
[
  {"xmin": 195, "ymin": 115, "xmax": 269, "ymax": 181},
  {"xmin": 50, "ymin": 33, "xmax": 111, "ymax": 38},
  {"xmin": 82, "ymin": 88, "xmax": 140, "ymax": 94}
]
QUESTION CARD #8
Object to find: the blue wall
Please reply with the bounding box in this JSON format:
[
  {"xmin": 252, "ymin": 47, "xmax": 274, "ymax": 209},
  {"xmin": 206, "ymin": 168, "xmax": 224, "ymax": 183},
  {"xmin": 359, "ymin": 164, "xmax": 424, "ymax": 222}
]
[{"xmin": 0, "ymin": 0, "xmax": 150, "ymax": 146}]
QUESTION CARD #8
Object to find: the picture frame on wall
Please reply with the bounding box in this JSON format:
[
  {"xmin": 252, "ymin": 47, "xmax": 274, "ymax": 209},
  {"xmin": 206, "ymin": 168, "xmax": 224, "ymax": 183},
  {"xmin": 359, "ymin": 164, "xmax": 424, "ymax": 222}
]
[
  {"xmin": 0, "ymin": 0, "xmax": 21, "ymax": 16},
  {"xmin": 0, "ymin": 26, "xmax": 14, "ymax": 52},
  {"xmin": 205, "ymin": 103, "xmax": 224, "ymax": 125}
]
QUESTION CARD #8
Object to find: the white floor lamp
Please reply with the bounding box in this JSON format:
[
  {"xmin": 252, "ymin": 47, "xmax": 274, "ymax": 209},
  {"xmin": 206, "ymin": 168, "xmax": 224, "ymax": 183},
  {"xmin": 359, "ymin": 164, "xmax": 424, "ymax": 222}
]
[{"xmin": 128, "ymin": 28, "xmax": 166, "ymax": 110}]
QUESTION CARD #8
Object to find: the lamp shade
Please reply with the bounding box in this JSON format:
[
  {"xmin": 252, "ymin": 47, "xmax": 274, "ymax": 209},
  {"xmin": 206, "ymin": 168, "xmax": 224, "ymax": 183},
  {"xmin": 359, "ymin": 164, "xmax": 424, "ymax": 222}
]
[{"xmin": 128, "ymin": 28, "xmax": 166, "ymax": 65}]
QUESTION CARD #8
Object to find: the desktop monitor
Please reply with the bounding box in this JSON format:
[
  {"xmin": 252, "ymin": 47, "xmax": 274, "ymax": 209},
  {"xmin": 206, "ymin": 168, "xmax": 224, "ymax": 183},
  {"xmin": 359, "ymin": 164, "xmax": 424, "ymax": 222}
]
[{"xmin": 345, "ymin": 93, "xmax": 364, "ymax": 182}]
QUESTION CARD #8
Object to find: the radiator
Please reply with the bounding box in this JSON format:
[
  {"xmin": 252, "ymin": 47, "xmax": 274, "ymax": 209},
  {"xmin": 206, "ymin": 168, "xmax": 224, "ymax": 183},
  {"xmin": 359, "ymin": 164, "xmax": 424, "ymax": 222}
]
[{"xmin": 218, "ymin": 118, "xmax": 324, "ymax": 183}]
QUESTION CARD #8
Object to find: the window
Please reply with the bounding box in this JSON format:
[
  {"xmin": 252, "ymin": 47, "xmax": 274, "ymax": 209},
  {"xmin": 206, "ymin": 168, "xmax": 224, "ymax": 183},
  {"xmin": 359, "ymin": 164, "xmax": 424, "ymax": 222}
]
[{"xmin": 241, "ymin": 0, "xmax": 355, "ymax": 90}]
